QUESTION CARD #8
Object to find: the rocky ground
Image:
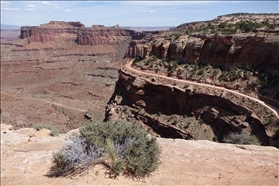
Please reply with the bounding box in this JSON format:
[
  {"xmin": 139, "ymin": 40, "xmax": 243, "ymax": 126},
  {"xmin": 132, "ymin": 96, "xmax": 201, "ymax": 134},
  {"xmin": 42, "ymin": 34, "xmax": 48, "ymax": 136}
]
[{"xmin": 1, "ymin": 123, "xmax": 278, "ymax": 185}]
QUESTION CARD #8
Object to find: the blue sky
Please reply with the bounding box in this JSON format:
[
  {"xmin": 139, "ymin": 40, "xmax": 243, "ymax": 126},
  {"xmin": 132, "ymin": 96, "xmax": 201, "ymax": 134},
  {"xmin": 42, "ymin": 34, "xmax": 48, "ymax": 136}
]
[{"xmin": 1, "ymin": 1, "xmax": 278, "ymax": 27}]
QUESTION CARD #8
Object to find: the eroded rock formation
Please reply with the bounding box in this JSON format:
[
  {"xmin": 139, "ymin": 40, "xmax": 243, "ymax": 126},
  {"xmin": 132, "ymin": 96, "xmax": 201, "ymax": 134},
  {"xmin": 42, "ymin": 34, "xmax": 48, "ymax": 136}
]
[
  {"xmin": 126, "ymin": 13, "xmax": 279, "ymax": 70},
  {"xmin": 126, "ymin": 33, "xmax": 279, "ymax": 70},
  {"xmin": 105, "ymin": 69, "xmax": 278, "ymax": 145}
]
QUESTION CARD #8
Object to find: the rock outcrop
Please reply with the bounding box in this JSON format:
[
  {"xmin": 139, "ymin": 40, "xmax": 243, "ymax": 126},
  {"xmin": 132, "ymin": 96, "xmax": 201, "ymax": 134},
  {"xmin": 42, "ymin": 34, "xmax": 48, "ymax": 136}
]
[
  {"xmin": 126, "ymin": 33, "xmax": 279, "ymax": 70},
  {"xmin": 1, "ymin": 123, "xmax": 278, "ymax": 185},
  {"xmin": 125, "ymin": 13, "xmax": 279, "ymax": 70},
  {"xmin": 105, "ymin": 68, "xmax": 278, "ymax": 145}
]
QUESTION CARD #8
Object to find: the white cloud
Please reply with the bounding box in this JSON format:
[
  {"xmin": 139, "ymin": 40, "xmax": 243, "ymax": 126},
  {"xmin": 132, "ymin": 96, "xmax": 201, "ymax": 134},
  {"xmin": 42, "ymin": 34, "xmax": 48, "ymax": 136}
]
[
  {"xmin": 41, "ymin": 1, "xmax": 58, "ymax": 7},
  {"xmin": 142, "ymin": 10, "xmax": 157, "ymax": 13},
  {"xmin": 25, "ymin": 4, "xmax": 36, "ymax": 8},
  {"xmin": 41, "ymin": 1, "xmax": 51, "ymax": 5},
  {"xmin": 64, "ymin": 9, "xmax": 72, "ymax": 12},
  {"xmin": 25, "ymin": 8, "xmax": 35, "ymax": 11},
  {"xmin": 2, "ymin": 7, "xmax": 20, "ymax": 11},
  {"xmin": 149, "ymin": 10, "xmax": 156, "ymax": 13}
]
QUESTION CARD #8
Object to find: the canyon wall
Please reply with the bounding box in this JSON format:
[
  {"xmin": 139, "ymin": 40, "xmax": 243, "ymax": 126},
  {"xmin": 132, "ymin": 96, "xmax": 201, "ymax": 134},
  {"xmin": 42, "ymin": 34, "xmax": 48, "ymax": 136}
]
[
  {"xmin": 126, "ymin": 13, "xmax": 279, "ymax": 70},
  {"xmin": 125, "ymin": 33, "xmax": 279, "ymax": 70},
  {"xmin": 105, "ymin": 69, "xmax": 278, "ymax": 146}
]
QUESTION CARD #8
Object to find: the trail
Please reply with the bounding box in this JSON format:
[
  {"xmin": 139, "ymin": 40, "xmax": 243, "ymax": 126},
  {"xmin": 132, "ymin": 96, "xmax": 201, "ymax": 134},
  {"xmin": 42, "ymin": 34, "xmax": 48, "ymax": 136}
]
[
  {"xmin": 124, "ymin": 60, "xmax": 279, "ymax": 118},
  {"xmin": 1, "ymin": 92, "xmax": 86, "ymax": 112}
]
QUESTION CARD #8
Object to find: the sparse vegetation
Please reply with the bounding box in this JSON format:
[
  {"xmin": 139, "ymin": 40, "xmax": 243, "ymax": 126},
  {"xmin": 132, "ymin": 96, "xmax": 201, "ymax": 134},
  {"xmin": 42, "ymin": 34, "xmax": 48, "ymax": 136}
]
[
  {"xmin": 172, "ymin": 119, "xmax": 178, "ymax": 126},
  {"xmin": 213, "ymin": 136, "xmax": 218, "ymax": 142},
  {"xmin": 223, "ymin": 132, "xmax": 260, "ymax": 145},
  {"xmin": 33, "ymin": 123, "xmax": 59, "ymax": 136},
  {"xmin": 50, "ymin": 121, "xmax": 161, "ymax": 178},
  {"xmin": 198, "ymin": 119, "xmax": 204, "ymax": 125}
]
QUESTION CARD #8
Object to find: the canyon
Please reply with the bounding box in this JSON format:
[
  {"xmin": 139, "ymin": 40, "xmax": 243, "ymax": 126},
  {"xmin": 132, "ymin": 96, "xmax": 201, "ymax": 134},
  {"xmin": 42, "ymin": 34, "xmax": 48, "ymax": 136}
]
[
  {"xmin": 1, "ymin": 13, "xmax": 279, "ymax": 184},
  {"xmin": 1, "ymin": 21, "xmax": 133, "ymax": 132}
]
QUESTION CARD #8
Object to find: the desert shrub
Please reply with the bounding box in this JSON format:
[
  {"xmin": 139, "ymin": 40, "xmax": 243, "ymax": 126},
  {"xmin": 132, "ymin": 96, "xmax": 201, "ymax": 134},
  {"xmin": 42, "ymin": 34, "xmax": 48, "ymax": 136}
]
[
  {"xmin": 50, "ymin": 135, "xmax": 101, "ymax": 176},
  {"xmin": 212, "ymin": 136, "xmax": 218, "ymax": 142},
  {"xmin": 197, "ymin": 69, "xmax": 204, "ymax": 76},
  {"xmin": 79, "ymin": 121, "xmax": 161, "ymax": 177},
  {"xmin": 251, "ymin": 79, "xmax": 261, "ymax": 88},
  {"xmin": 172, "ymin": 120, "xmax": 178, "ymax": 126},
  {"xmin": 218, "ymin": 22, "xmax": 227, "ymax": 29},
  {"xmin": 33, "ymin": 123, "xmax": 59, "ymax": 136},
  {"xmin": 162, "ymin": 57, "xmax": 168, "ymax": 62},
  {"xmin": 168, "ymin": 115, "xmax": 174, "ymax": 122},
  {"xmin": 223, "ymin": 131, "xmax": 260, "ymax": 145},
  {"xmin": 198, "ymin": 119, "xmax": 204, "ymax": 125},
  {"xmin": 184, "ymin": 121, "xmax": 191, "ymax": 129}
]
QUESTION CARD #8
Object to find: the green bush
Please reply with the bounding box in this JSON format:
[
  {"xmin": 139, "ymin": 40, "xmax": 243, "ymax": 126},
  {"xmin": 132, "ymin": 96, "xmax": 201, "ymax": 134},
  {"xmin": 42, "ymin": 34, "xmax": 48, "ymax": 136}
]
[
  {"xmin": 33, "ymin": 123, "xmax": 59, "ymax": 136},
  {"xmin": 51, "ymin": 121, "xmax": 161, "ymax": 178},
  {"xmin": 172, "ymin": 120, "xmax": 178, "ymax": 126},
  {"xmin": 197, "ymin": 69, "xmax": 204, "ymax": 76},
  {"xmin": 198, "ymin": 119, "xmax": 204, "ymax": 125},
  {"xmin": 213, "ymin": 136, "xmax": 218, "ymax": 142},
  {"xmin": 223, "ymin": 131, "xmax": 260, "ymax": 145}
]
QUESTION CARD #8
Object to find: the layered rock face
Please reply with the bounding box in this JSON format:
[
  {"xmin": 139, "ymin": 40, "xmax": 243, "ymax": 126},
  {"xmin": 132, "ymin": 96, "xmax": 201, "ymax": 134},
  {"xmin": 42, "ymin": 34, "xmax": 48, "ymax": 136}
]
[
  {"xmin": 126, "ymin": 33, "xmax": 279, "ymax": 70},
  {"xmin": 126, "ymin": 14, "xmax": 279, "ymax": 71},
  {"xmin": 106, "ymin": 69, "xmax": 278, "ymax": 146},
  {"xmin": 19, "ymin": 21, "xmax": 132, "ymax": 60}
]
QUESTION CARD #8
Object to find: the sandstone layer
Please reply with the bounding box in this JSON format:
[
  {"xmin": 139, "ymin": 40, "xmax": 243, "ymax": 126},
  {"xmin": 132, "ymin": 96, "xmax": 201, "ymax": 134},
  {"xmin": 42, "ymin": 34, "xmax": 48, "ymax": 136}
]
[
  {"xmin": 105, "ymin": 65, "xmax": 278, "ymax": 146},
  {"xmin": 126, "ymin": 14, "xmax": 279, "ymax": 71},
  {"xmin": 1, "ymin": 123, "xmax": 278, "ymax": 185}
]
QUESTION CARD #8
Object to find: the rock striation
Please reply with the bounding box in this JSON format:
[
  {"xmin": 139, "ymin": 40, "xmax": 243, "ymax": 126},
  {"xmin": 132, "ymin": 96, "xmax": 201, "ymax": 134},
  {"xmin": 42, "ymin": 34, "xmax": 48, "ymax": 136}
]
[
  {"xmin": 125, "ymin": 13, "xmax": 279, "ymax": 71},
  {"xmin": 126, "ymin": 33, "xmax": 279, "ymax": 70},
  {"xmin": 105, "ymin": 68, "xmax": 278, "ymax": 146}
]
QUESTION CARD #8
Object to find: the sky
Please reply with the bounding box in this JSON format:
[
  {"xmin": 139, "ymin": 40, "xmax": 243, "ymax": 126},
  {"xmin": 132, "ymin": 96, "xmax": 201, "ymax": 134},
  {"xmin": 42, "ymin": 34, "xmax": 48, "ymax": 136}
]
[{"xmin": 1, "ymin": 1, "xmax": 278, "ymax": 27}]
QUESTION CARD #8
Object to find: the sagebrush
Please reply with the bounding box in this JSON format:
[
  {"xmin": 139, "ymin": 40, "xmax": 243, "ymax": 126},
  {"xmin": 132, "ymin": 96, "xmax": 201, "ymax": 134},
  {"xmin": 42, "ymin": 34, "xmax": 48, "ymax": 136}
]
[
  {"xmin": 223, "ymin": 131, "xmax": 260, "ymax": 145},
  {"xmin": 50, "ymin": 121, "xmax": 161, "ymax": 178}
]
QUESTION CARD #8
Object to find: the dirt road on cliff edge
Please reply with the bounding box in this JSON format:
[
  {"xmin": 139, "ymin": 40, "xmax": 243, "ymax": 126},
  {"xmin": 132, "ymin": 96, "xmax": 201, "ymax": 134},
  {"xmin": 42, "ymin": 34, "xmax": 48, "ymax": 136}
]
[
  {"xmin": 124, "ymin": 60, "xmax": 279, "ymax": 118},
  {"xmin": 1, "ymin": 92, "xmax": 86, "ymax": 113}
]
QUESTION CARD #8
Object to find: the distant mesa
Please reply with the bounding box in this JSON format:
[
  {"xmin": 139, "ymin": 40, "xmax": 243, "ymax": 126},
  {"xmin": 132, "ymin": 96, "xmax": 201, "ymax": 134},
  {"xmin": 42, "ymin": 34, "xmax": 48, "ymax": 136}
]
[
  {"xmin": 40, "ymin": 21, "xmax": 85, "ymax": 28},
  {"xmin": 91, "ymin": 25, "xmax": 105, "ymax": 29}
]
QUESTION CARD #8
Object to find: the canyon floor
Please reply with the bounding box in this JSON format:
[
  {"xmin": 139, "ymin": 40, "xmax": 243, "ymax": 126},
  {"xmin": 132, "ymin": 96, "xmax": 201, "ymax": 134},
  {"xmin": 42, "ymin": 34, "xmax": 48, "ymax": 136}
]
[{"xmin": 1, "ymin": 123, "xmax": 278, "ymax": 186}]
